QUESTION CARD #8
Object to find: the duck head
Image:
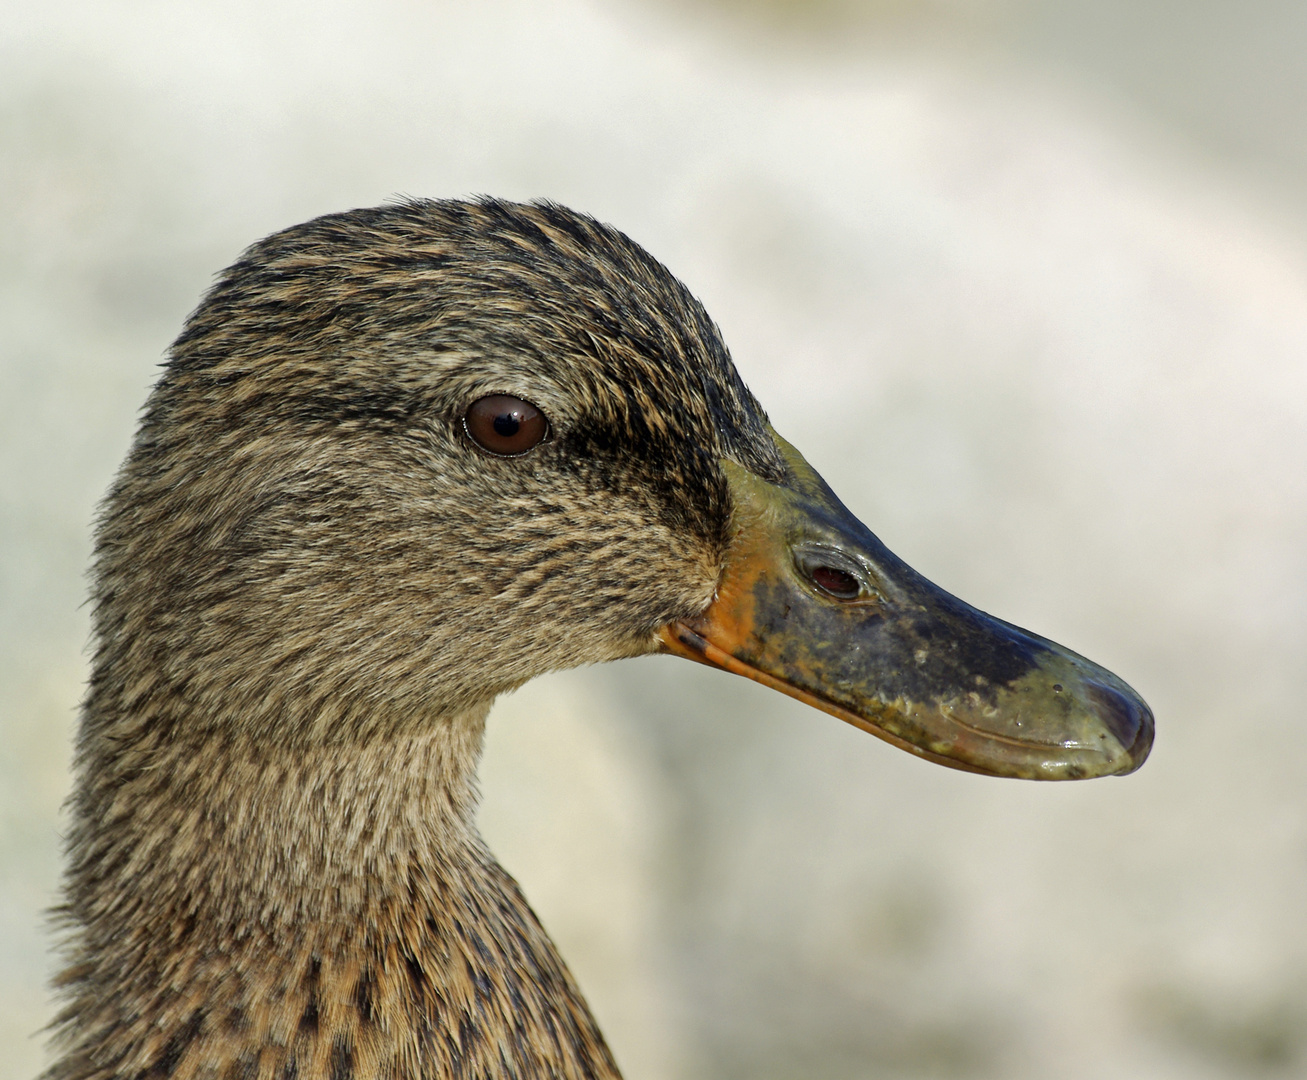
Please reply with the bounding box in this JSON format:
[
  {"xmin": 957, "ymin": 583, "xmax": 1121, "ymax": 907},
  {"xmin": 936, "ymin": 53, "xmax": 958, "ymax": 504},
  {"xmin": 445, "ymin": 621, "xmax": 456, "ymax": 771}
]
[{"xmin": 99, "ymin": 198, "xmax": 1150, "ymax": 779}]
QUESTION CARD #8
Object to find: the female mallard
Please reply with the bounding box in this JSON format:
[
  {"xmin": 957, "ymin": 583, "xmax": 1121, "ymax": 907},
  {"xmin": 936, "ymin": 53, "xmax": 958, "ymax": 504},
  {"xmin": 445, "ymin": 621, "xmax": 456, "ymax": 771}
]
[{"xmin": 48, "ymin": 198, "xmax": 1152, "ymax": 1080}]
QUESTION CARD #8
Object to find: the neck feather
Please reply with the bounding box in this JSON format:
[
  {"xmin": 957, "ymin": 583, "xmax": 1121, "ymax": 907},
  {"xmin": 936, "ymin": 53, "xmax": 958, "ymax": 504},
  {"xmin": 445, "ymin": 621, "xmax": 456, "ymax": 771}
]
[{"xmin": 49, "ymin": 706, "xmax": 622, "ymax": 1080}]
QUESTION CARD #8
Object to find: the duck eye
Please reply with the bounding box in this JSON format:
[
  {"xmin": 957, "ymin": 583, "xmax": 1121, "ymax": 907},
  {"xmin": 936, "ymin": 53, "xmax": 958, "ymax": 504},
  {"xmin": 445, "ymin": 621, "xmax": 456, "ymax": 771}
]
[{"xmin": 463, "ymin": 395, "xmax": 549, "ymax": 456}]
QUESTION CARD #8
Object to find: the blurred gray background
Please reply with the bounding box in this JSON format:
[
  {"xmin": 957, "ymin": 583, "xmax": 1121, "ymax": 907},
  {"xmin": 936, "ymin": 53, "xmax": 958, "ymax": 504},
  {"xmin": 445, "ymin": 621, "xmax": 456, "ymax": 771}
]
[{"xmin": 3, "ymin": 1, "xmax": 1306, "ymax": 1078}]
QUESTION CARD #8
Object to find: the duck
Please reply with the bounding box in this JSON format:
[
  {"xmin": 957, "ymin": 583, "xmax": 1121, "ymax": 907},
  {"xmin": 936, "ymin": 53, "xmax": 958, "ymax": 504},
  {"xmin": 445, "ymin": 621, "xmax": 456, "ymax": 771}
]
[{"xmin": 46, "ymin": 198, "xmax": 1153, "ymax": 1080}]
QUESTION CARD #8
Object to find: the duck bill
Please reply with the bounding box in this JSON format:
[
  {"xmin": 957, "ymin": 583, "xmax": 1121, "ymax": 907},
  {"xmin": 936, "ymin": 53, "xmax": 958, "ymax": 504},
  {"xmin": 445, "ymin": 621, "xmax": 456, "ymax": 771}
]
[{"xmin": 658, "ymin": 434, "xmax": 1153, "ymax": 780}]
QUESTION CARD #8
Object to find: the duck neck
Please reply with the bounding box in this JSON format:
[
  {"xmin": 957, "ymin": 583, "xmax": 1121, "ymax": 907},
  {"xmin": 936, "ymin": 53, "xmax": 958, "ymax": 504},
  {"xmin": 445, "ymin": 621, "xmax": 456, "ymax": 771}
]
[{"xmin": 52, "ymin": 706, "xmax": 622, "ymax": 1080}]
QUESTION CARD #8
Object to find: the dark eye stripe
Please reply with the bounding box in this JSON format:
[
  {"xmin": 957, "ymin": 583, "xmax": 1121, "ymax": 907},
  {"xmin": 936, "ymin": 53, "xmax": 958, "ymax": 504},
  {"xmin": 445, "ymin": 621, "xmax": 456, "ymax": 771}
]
[{"xmin": 463, "ymin": 395, "xmax": 549, "ymax": 456}]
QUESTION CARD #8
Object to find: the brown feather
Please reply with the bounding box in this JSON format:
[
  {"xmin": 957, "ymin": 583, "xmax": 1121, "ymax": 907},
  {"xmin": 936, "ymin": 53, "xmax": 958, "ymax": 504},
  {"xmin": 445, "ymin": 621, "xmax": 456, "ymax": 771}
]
[{"xmin": 49, "ymin": 199, "xmax": 785, "ymax": 1080}]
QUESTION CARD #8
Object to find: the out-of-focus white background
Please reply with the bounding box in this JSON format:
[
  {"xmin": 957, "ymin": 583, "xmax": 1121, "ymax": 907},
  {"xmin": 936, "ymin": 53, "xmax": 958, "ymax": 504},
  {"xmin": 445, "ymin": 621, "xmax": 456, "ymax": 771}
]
[{"xmin": 3, "ymin": 2, "xmax": 1306, "ymax": 1078}]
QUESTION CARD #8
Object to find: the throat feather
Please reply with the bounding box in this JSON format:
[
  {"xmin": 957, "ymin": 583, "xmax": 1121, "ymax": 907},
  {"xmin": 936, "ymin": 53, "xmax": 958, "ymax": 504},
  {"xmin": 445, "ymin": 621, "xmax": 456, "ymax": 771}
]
[{"xmin": 50, "ymin": 710, "xmax": 623, "ymax": 1080}]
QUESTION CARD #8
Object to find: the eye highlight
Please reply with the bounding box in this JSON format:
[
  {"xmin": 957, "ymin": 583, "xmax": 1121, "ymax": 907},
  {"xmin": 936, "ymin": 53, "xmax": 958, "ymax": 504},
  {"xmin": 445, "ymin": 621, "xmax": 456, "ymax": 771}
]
[{"xmin": 463, "ymin": 395, "xmax": 549, "ymax": 456}]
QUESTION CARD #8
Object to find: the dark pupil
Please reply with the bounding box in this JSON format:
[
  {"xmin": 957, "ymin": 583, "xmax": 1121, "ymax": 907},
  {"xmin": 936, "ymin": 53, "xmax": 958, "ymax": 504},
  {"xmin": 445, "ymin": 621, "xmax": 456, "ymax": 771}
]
[
  {"xmin": 812, "ymin": 565, "xmax": 859, "ymax": 598},
  {"xmin": 492, "ymin": 413, "xmax": 521, "ymax": 437}
]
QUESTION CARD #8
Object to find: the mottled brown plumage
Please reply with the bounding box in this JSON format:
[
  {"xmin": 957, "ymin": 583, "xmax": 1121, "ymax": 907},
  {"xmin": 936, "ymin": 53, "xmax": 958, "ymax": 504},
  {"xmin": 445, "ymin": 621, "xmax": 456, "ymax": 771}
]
[
  {"xmin": 48, "ymin": 195, "xmax": 1154, "ymax": 1080},
  {"xmin": 50, "ymin": 199, "xmax": 786, "ymax": 1080}
]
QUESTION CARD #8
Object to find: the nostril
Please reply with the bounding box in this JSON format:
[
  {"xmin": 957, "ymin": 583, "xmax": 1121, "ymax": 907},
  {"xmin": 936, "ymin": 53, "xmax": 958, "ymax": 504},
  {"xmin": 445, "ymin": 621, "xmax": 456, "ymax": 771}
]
[
  {"xmin": 792, "ymin": 544, "xmax": 871, "ymax": 602},
  {"xmin": 810, "ymin": 565, "xmax": 861, "ymax": 599}
]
